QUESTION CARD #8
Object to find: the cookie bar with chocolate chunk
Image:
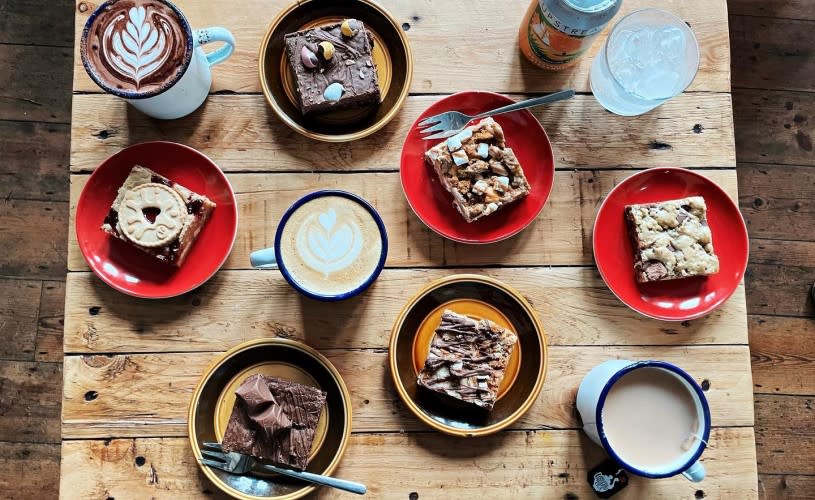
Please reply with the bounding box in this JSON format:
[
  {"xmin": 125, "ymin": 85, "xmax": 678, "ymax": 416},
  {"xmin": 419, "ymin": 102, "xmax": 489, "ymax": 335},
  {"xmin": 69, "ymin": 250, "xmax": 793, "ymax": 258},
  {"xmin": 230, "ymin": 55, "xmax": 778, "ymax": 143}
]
[
  {"xmin": 424, "ymin": 118, "xmax": 531, "ymax": 222},
  {"xmin": 625, "ymin": 196, "xmax": 720, "ymax": 283},
  {"xmin": 417, "ymin": 309, "xmax": 518, "ymax": 411}
]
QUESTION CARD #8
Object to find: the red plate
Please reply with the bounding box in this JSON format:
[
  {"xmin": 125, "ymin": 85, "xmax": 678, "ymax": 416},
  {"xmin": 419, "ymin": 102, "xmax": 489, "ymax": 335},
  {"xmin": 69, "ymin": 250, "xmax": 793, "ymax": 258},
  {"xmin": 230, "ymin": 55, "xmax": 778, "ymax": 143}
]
[
  {"xmin": 76, "ymin": 142, "xmax": 238, "ymax": 299},
  {"xmin": 593, "ymin": 168, "xmax": 749, "ymax": 321},
  {"xmin": 400, "ymin": 91, "xmax": 555, "ymax": 244}
]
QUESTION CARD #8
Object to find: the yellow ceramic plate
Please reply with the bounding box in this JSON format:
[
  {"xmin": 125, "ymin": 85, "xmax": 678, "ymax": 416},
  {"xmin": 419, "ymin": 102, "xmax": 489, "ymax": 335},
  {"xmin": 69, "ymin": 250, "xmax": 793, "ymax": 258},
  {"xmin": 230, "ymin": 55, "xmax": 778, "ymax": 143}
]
[
  {"xmin": 259, "ymin": 0, "xmax": 413, "ymax": 142},
  {"xmin": 389, "ymin": 274, "xmax": 548, "ymax": 437},
  {"xmin": 188, "ymin": 339, "xmax": 352, "ymax": 500}
]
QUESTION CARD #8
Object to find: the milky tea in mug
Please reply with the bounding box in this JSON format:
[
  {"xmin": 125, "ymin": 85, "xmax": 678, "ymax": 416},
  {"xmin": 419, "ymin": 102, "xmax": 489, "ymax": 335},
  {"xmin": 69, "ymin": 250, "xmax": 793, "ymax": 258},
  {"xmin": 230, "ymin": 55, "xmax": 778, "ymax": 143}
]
[{"xmin": 251, "ymin": 191, "xmax": 388, "ymax": 301}]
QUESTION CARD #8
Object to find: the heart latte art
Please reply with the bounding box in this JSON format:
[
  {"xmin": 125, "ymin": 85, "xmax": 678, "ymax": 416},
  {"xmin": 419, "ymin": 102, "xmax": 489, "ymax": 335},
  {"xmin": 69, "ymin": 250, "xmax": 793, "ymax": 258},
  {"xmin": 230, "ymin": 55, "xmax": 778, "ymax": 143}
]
[{"xmin": 280, "ymin": 196, "xmax": 384, "ymax": 296}]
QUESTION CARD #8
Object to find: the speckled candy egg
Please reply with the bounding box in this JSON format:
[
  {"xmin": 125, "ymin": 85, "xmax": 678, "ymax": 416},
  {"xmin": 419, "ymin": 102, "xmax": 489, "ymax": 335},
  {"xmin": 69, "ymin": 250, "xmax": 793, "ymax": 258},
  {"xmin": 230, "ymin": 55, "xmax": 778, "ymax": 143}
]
[
  {"xmin": 300, "ymin": 46, "xmax": 319, "ymax": 69},
  {"xmin": 323, "ymin": 83, "xmax": 345, "ymax": 102}
]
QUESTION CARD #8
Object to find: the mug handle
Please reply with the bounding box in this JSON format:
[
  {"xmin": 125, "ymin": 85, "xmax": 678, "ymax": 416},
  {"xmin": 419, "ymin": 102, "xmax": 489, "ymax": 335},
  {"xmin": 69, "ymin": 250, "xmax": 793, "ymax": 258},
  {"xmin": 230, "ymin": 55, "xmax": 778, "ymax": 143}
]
[
  {"xmin": 194, "ymin": 27, "xmax": 235, "ymax": 66},
  {"xmin": 682, "ymin": 460, "xmax": 705, "ymax": 482},
  {"xmin": 250, "ymin": 248, "xmax": 278, "ymax": 269}
]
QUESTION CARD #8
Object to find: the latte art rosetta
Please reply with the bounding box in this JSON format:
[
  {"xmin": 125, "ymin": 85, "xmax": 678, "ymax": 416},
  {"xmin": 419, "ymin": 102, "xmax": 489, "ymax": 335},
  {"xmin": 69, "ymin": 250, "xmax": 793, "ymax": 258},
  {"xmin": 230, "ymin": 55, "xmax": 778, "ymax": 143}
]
[
  {"xmin": 106, "ymin": 7, "xmax": 170, "ymax": 88},
  {"xmin": 296, "ymin": 208, "xmax": 364, "ymax": 276}
]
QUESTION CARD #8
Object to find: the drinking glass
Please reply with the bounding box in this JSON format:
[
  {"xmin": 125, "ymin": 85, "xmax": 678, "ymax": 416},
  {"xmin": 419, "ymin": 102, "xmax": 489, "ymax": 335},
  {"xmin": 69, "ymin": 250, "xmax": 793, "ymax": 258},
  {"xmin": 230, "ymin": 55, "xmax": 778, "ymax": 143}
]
[{"xmin": 590, "ymin": 8, "xmax": 699, "ymax": 116}]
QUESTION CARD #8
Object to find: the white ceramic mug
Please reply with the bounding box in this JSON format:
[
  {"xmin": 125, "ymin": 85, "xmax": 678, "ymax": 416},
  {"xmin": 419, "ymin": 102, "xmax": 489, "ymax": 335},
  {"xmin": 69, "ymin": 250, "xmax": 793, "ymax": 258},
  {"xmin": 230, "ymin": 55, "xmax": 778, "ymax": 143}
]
[
  {"xmin": 81, "ymin": 0, "xmax": 235, "ymax": 120},
  {"xmin": 576, "ymin": 360, "xmax": 711, "ymax": 482}
]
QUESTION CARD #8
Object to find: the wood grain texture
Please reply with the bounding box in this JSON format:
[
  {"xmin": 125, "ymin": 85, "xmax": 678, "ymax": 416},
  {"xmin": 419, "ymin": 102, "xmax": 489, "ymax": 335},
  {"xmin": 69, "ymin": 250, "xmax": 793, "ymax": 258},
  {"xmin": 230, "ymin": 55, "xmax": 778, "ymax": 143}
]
[
  {"xmin": 0, "ymin": 279, "xmax": 41, "ymax": 361},
  {"xmin": 61, "ymin": 346, "xmax": 753, "ymax": 438},
  {"xmin": 69, "ymin": 92, "xmax": 737, "ymax": 173},
  {"xmin": 755, "ymin": 394, "xmax": 815, "ymax": 475},
  {"xmin": 749, "ymin": 315, "xmax": 815, "ymax": 396},
  {"xmin": 67, "ymin": 170, "xmax": 740, "ymax": 271},
  {"xmin": 0, "ymin": 360, "xmax": 62, "ymax": 444},
  {"xmin": 70, "ymin": 0, "xmax": 731, "ymax": 94},
  {"xmin": 0, "ymin": 441, "xmax": 60, "ymax": 499},
  {"xmin": 759, "ymin": 474, "xmax": 815, "ymax": 500},
  {"xmin": 729, "ymin": 0, "xmax": 815, "ymax": 20},
  {"xmin": 0, "ymin": 45, "xmax": 73, "ymax": 123},
  {"xmin": 0, "ymin": 121, "xmax": 70, "ymax": 201},
  {"xmin": 730, "ymin": 15, "xmax": 815, "ymax": 92},
  {"xmin": 746, "ymin": 239, "xmax": 815, "ymax": 317},
  {"xmin": 738, "ymin": 163, "xmax": 815, "ymax": 240},
  {"xmin": 733, "ymin": 89, "xmax": 815, "ymax": 166},
  {"xmin": 36, "ymin": 280, "xmax": 65, "ymax": 363},
  {"xmin": 60, "ymin": 428, "xmax": 757, "ymax": 499},
  {"xmin": 0, "ymin": 0, "xmax": 74, "ymax": 46},
  {"xmin": 0, "ymin": 198, "xmax": 68, "ymax": 280},
  {"xmin": 63, "ymin": 268, "xmax": 748, "ymax": 353}
]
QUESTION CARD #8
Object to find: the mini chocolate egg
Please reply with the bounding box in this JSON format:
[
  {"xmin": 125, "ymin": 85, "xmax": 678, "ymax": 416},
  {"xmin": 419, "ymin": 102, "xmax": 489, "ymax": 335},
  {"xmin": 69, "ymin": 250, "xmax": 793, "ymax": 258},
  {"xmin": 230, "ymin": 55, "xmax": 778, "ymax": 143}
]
[
  {"xmin": 317, "ymin": 41, "xmax": 335, "ymax": 61},
  {"xmin": 323, "ymin": 82, "xmax": 344, "ymax": 102},
  {"xmin": 341, "ymin": 19, "xmax": 361, "ymax": 37},
  {"xmin": 300, "ymin": 46, "xmax": 319, "ymax": 69}
]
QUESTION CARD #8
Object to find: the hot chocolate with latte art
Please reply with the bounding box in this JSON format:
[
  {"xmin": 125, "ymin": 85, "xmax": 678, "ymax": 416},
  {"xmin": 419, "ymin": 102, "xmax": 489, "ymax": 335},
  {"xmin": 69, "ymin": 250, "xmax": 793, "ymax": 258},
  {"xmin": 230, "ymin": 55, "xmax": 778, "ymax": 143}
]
[
  {"xmin": 82, "ymin": 0, "xmax": 191, "ymax": 96},
  {"xmin": 278, "ymin": 195, "xmax": 386, "ymax": 297}
]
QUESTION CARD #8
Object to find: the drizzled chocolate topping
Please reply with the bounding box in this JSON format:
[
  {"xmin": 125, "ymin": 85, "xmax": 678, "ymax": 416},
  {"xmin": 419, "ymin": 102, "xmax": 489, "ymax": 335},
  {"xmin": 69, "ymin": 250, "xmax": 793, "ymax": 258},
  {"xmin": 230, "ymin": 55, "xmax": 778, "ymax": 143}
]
[
  {"xmin": 417, "ymin": 310, "xmax": 518, "ymax": 411},
  {"xmin": 81, "ymin": 0, "xmax": 190, "ymax": 95},
  {"xmin": 221, "ymin": 374, "xmax": 327, "ymax": 470}
]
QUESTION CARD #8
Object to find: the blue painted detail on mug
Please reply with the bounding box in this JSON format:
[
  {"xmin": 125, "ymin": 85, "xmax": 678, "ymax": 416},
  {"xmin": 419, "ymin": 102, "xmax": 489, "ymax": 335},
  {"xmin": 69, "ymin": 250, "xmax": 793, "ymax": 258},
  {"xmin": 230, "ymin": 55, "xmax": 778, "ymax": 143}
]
[
  {"xmin": 273, "ymin": 190, "xmax": 389, "ymax": 302},
  {"xmin": 80, "ymin": 0, "xmax": 194, "ymax": 100},
  {"xmin": 594, "ymin": 360, "xmax": 712, "ymax": 479}
]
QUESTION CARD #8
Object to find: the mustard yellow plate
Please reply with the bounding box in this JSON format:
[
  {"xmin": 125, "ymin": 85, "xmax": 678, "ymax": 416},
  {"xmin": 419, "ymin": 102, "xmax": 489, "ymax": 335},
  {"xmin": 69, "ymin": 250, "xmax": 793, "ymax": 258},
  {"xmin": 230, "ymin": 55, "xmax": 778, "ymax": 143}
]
[
  {"xmin": 389, "ymin": 274, "xmax": 548, "ymax": 437},
  {"xmin": 188, "ymin": 339, "xmax": 352, "ymax": 500},
  {"xmin": 259, "ymin": 0, "xmax": 413, "ymax": 142}
]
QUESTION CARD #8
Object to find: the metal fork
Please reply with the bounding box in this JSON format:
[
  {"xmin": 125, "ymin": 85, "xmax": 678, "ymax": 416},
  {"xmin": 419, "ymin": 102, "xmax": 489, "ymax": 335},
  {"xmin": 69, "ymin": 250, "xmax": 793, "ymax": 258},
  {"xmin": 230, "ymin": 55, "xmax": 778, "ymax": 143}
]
[
  {"xmin": 199, "ymin": 442, "xmax": 367, "ymax": 495},
  {"xmin": 418, "ymin": 89, "xmax": 575, "ymax": 140}
]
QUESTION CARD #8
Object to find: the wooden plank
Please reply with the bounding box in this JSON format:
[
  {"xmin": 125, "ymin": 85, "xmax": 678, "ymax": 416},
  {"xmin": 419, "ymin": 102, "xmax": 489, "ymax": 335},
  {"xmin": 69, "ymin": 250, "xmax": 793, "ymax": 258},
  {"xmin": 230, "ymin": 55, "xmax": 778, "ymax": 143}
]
[
  {"xmin": 0, "ymin": 198, "xmax": 68, "ymax": 280},
  {"xmin": 36, "ymin": 280, "xmax": 65, "ymax": 363},
  {"xmin": 738, "ymin": 163, "xmax": 815, "ymax": 241},
  {"xmin": 68, "ymin": 93, "xmax": 737, "ymax": 173},
  {"xmin": 0, "ymin": 45, "xmax": 73, "ymax": 123},
  {"xmin": 61, "ymin": 346, "xmax": 753, "ymax": 438},
  {"xmin": 60, "ymin": 428, "xmax": 757, "ymax": 499},
  {"xmin": 67, "ymin": 169, "xmax": 740, "ymax": 271},
  {"xmin": 0, "ymin": 121, "xmax": 70, "ymax": 202},
  {"xmin": 729, "ymin": 0, "xmax": 815, "ymax": 21},
  {"xmin": 0, "ymin": 0, "xmax": 74, "ymax": 46},
  {"xmin": 0, "ymin": 279, "xmax": 41, "ymax": 361},
  {"xmin": 731, "ymin": 15, "xmax": 815, "ymax": 93},
  {"xmin": 759, "ymin": 474, "xmax": 815, "ymax": 500},
  {"xmin": 0, "ymin": 442, "xmax": 60, "ymax": 499},
  {"xmin": 70, "ymin": 0, "xmax": 731, "ymax": 94},
  {"xmin": 733, "ymin": 89, "xmax": 815, "ymax": 166},
  {"xmin": 0, "ymin": 360, "xmax": 62, "ymax": 444},
  {"xmin": 63, "ymin": 268, "xmax": 748, "ymax": 353},
  {"xmin": 755, "ymin": 394, "xmax": 815, "ymax": 475},
  {"xmin": 746, "ymin": 239, "xmax": 815, "ymax": 317},
  {"xmin": 750, "ymin": 315, "xmax": 815, "ymax": 396}
]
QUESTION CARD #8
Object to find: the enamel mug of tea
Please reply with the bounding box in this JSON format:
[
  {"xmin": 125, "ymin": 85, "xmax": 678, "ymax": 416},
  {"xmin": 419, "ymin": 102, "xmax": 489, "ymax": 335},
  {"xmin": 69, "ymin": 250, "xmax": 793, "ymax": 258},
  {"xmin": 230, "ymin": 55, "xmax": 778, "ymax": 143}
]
[
  {"xmin": 80, "ymin": 0, "xmax": 235, "ymax": 119},
  {"xmin": 250, "ymin": 190, "xmax": 388, "ymax": 301},
  {"xmin": 576, "ymin": 360, "xmax": 711, "ymax": 482}
]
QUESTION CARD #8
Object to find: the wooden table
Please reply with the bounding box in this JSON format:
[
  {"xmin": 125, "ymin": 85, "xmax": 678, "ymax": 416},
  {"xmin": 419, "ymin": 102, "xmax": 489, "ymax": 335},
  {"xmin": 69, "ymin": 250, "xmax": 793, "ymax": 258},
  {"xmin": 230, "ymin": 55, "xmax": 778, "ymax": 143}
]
[{"xmin": 60, "ymin": 0, "xmax": 757, "ymax": 497}]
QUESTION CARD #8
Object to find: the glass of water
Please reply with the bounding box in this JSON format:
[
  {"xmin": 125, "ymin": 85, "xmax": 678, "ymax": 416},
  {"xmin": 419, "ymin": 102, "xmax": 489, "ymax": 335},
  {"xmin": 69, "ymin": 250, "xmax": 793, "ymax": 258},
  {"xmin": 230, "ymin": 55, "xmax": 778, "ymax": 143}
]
[{"xmin": 590, "ymin": 8, "xmax": 699, "ymax": 116}]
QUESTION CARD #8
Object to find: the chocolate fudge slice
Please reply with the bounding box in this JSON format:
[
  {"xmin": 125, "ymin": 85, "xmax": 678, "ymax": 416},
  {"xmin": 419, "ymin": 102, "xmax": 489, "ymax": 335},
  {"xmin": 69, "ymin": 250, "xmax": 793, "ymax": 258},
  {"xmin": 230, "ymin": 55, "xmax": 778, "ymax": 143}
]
[
  {"xmin": 417, "ymin": 310, "xmax": 518, "ymax": 411},
  {"xmin": 101, "ymin": 165, "xmax": 215, "ymax": 267},
  {"xmin": 221, "ymin": 374, "xmax": 327, "ymax": 470},
  {"xmin": 284, "ymin": 19, "xmax": 381, "ymax": 115},
  {"xmin": 625, "ymin": 196, "xmax": 720, "ymax": 283},
  {"xmin": 425, "ymin": 118, "xmax": 531, "ymax": 222}
]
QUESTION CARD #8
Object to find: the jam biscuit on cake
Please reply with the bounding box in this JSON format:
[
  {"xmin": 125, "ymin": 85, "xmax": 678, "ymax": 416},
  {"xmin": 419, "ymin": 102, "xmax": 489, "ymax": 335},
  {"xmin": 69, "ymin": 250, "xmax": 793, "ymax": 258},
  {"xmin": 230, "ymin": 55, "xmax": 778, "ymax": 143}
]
[
  {"xmin": 221, "ymin": 374, "xmax": 327, "ymax": 470},
  {"xmin": 101, "ymin": 165, "xmax": 215, "ymax": 267},
  {"xmin": 424, "ymin": 118, "xmax": 531, "ymax": 222},
  {"xmin": 417, "ymin": 310, "xmax": 518, "ymax": 411},
  {"xmin": 625, "ymin": 196, "xmax": 720, "ymax": 283},
  {"xmin": 284, "ymin": 19, "xmax": 381, "ymax": 115}
]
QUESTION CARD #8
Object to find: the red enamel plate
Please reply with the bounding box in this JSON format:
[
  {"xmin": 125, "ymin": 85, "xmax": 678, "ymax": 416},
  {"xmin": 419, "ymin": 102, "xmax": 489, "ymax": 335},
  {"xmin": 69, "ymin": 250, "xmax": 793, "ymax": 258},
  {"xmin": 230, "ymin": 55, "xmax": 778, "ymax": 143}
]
[
  {"xmin": 400, "ymin": 91, "xmax": 555, "ymax": 244},
  {"xmin": 75, "ymin": 142, "xmax": 238, "ymax": 299},
  {"xmin": 593, "ymin": 168, "xmax": 749, "ymax": 321}
]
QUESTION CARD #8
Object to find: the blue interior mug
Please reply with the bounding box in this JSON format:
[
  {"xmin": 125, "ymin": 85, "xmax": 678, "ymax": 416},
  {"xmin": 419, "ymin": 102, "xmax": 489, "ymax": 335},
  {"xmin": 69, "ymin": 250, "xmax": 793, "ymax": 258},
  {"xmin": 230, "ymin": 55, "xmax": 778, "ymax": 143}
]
[{"xmin": 250, "ymin": 190, "xmax": 388, "ymax": 301}]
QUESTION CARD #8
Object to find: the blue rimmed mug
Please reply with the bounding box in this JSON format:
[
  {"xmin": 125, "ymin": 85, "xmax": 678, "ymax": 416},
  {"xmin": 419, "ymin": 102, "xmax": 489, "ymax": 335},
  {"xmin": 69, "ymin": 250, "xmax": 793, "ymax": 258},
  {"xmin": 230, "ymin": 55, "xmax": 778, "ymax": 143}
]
[
  {"xmin": 576, "ymin": 360, "xmax": 711, "ymax": 483},
  {"xmin": 250, "ymin": 190, "xmax": 388, "ymax": 302},
  {"xmin": 80, "ymin": 0, "xmax": 235, "ymax": 119}
]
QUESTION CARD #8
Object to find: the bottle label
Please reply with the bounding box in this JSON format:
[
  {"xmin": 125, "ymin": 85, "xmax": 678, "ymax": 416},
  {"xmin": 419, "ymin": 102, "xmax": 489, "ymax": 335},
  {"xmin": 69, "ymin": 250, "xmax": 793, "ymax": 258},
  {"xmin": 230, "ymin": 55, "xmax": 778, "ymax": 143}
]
[{"xmin": 525, "ymin": 2, "xmax": 604, "ymax": 66}]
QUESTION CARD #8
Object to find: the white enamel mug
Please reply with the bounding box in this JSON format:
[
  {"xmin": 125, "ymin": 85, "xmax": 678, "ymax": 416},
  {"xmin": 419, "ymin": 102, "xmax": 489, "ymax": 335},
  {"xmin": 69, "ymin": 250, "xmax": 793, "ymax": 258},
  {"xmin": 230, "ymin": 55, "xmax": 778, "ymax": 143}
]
[
  {"xmin": 81, "ymin": 0, "xmax": 235, "ymax": 120},
  {"xmin": 576, "ymin": 360, "xmax": 711, "ymax": 482}
]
